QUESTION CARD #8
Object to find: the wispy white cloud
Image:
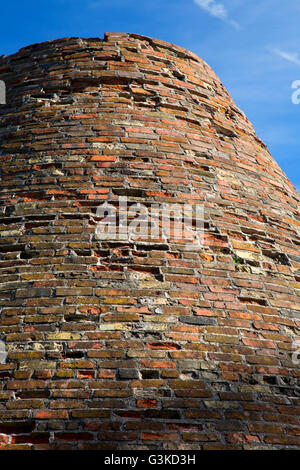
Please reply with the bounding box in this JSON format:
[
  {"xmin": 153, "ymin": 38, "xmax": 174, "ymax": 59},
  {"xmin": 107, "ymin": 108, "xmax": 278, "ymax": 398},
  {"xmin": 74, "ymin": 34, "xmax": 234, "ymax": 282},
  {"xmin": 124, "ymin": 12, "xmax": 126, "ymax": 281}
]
[
  {"xmin": 272, "ymin": 48, "xmax": 300, "ymax": 66},
  {"xmin": 194, "ymin": 0, "xmax": 240, "ymax": 30}
]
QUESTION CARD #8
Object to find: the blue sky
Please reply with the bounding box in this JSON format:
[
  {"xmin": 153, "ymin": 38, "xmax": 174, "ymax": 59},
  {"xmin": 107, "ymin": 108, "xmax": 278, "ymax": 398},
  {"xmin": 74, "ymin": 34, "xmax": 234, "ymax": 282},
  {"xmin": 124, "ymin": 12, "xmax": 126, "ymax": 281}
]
[{"xmin": 1, "ymin": 0, "xmax": 299, "ymax": 193}]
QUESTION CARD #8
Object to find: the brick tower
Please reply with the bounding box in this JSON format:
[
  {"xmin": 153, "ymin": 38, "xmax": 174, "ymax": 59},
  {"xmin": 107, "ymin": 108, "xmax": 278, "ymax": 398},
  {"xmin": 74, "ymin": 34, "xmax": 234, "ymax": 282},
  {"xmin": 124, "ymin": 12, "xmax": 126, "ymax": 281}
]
[{"xmin": 0, "ymin": 33, "xmax": 299, "ymax": 450}]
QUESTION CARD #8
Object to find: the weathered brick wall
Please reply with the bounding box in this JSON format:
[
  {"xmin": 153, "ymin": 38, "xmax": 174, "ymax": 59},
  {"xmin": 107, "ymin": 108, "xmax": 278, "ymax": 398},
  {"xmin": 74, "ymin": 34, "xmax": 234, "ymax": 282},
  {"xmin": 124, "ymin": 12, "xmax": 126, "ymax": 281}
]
[{"xmin": 0, "ymin": 32, "xmax": 299, "ymax": 450}]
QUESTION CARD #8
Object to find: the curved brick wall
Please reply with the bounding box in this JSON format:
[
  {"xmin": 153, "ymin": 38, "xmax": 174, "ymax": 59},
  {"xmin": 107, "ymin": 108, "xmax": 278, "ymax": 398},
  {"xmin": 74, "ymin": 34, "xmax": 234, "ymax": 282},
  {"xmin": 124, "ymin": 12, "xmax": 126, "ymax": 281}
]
[{"xmin": 0, "ymin": 32, "xmax": 300, "ymax": 450}]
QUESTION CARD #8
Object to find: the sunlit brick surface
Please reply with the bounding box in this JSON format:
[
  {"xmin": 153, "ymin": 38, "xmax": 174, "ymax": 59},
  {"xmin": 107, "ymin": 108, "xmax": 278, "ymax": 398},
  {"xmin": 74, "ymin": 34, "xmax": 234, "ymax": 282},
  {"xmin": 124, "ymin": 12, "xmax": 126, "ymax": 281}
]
[{"xmin": 0, "ymin": 33, "xmax": 299, "ymax": 450}]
